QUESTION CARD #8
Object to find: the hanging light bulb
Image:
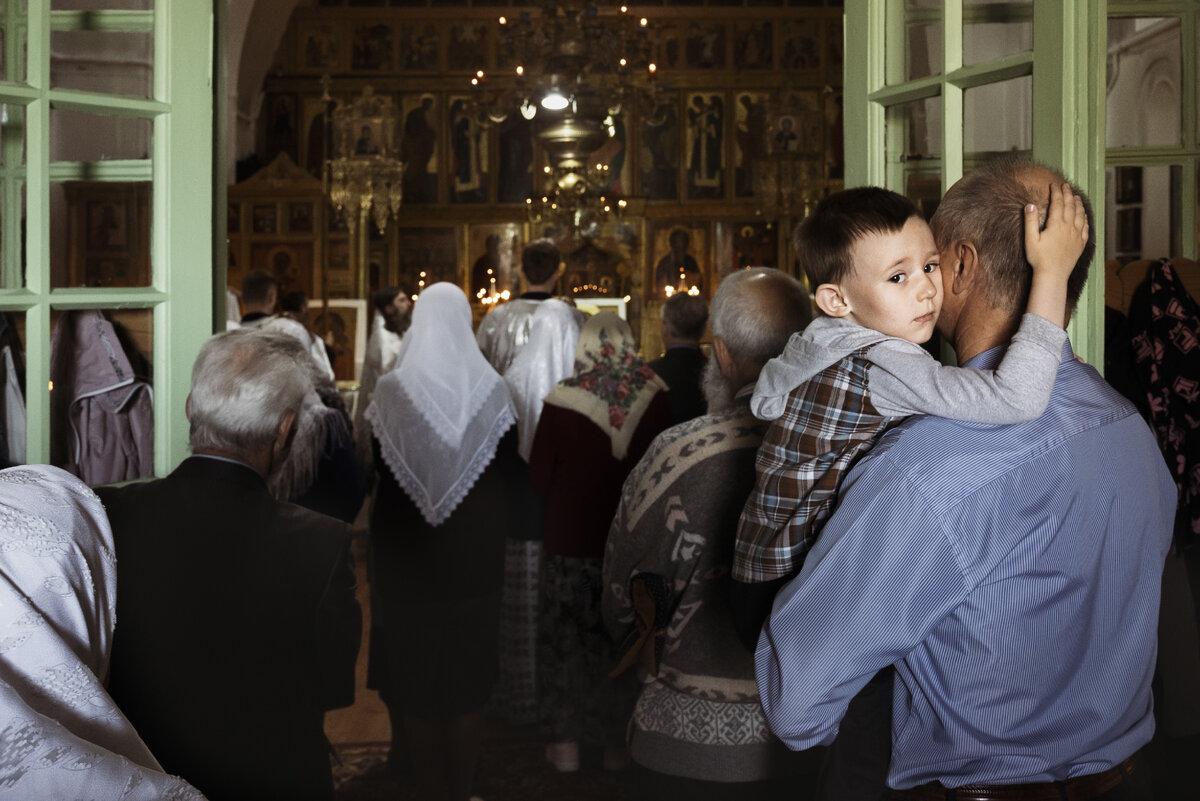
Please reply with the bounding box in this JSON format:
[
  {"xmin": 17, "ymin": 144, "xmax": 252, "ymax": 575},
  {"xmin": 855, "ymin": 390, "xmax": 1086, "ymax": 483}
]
[{"xmin": 541, "ymin": 91, "xmax": 569, "ymax": 111}]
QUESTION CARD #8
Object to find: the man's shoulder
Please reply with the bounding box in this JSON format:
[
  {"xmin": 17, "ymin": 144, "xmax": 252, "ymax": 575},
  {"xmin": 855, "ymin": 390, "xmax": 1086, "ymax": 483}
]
[
  {"xmin": 637, "ymin": 405, "xmax": 765, "ymax": 489},
  {"xmin": 95, "ymin": 470, "xmax": 185, "ymax": 512},
  {"xmin": 476, "ymin": 301, "xmax": 517, "ymax": 335},
  {"xmin": 620, "ymin": 404, "xmax": 763, "ymax": 532},
  {"xmin": 852, "ymin": 360, "xmax": 1151, "ymax": 492},
  {"xmin": 482, "ymin": 299, "xmax": 538, "ymax": 321},
  {"xmin": 272, "ymin": 499, "xmax": 352, "ymax": 543}
]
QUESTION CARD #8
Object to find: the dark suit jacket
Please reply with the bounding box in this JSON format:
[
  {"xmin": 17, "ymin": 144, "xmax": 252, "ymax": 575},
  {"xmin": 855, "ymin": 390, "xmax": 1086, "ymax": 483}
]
[
  {"xmin": 648, "ymin": 345, "xmax": 707, "ymax": 425},
  {"xmin": 98, "ymin": 456, "xmax": 361, "ymax": 801}
]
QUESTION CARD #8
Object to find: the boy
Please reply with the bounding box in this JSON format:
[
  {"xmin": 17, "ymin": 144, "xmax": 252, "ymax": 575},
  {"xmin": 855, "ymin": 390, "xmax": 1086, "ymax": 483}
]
[{"xmin": 731, "ymin": 183, "xmax": 1088, "ymax": 648}]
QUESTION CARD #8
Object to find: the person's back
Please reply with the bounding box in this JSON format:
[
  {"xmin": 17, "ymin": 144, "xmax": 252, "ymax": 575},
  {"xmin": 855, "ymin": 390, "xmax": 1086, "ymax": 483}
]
[
  {"xmin": 604, "ymin": 269, "xmax": 820, "ymax": 796},
  {"xmin": 757, "ymin": 156, "xmax": 1172, "ymax": 799},
  {"xmin": 759, "ymin": 340, "xmax": 1174, "ymax": 787},
  {"xmin": 647, "ymin": 291, "xmax": 709, "ymax": 425},
  {"xmin": 476, "ymin": 296, "xmax": 545, "ymax": 373},
  {"xmin": 99, "ymin": 328, "xmax": 360, "ymax": 801},
  {"xmin": 102, "ymin": 470, "xmax": 354, "ymax": 799},
  {"xmin": 476, "ymin": 237, "xmax": 583, "ymax": 373}
]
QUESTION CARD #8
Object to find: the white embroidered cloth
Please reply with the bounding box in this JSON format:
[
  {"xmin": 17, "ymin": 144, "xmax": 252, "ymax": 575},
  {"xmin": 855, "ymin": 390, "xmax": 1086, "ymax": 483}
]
[
  {"xmin": 503, "ymin": 299, "xmax": 582, "ymax": 462},
  {"xmin": 0, "ymin": 464, "xmax": 204, "ymax": 799},
  {"xmin": 366, "ymin": 283, "xmax": 515, "ymax": 526}
]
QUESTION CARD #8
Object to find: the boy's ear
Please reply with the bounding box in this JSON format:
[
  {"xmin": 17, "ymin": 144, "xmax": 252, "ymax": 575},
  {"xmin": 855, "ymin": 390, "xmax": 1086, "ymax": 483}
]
[{"xmin": 815, "ymin": 283, "xmax": 851, "ymax": 318}]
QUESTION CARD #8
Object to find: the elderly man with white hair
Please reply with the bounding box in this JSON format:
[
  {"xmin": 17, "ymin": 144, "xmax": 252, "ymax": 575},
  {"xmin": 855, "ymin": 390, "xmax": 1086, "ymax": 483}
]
[
  {"xmin": 602, "ymin": 268, "xmax": 819, "ymax": 798},
  {"xmin": 98, "ymin": 327, "xmax": 361, "ymax": 801}
]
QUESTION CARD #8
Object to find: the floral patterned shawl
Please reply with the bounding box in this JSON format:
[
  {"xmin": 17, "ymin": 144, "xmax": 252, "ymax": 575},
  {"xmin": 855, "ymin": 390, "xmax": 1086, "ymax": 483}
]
[{"xmin": 543, "ymin": 311, "xmax": 668, "ymax": 460}]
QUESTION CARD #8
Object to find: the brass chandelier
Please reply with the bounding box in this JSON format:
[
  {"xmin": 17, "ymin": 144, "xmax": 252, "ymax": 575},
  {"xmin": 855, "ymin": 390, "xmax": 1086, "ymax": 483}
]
[
  {"xmin": 322, "ymin": 83, "xmax": 406, "ymax": 296},
  {"xmin": 467, "ymin": 0, "xmax": 662, "ymax": 236}
]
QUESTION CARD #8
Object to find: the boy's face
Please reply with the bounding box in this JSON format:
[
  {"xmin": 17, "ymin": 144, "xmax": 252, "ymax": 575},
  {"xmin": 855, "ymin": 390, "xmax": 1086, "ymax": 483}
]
[{"xmin": 833, "ymin": 216, "xmax": 942, "ymax": 344}]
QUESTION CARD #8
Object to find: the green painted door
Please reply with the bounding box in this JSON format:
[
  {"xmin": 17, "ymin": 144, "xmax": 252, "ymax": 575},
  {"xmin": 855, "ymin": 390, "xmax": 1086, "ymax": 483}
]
[{"xmin": 0, "ymin": 1, "xmax": 213, "ymax": 475}]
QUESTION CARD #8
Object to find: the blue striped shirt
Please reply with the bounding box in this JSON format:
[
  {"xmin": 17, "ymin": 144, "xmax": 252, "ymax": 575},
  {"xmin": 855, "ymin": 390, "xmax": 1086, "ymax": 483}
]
[{"xmin": 756, "ymin": 340, "xmax": 1175, "ymax": 789}]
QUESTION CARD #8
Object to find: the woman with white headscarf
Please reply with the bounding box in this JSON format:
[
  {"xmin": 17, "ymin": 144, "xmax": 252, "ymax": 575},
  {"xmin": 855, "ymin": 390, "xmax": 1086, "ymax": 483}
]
[
  {"xmin": 0, "ymin": 464, "xmax": 204, "ymax": 800},
  {"xmin": 529, "ymin": 311, "xmax": 671, "ymax": 772},
  {"xmin": 365, "ymin": 281, "xmax": 515, "ymax": 801},
  {"xmin": 490, "ymin": 299, "xmax": 582, "ymax": 727}
]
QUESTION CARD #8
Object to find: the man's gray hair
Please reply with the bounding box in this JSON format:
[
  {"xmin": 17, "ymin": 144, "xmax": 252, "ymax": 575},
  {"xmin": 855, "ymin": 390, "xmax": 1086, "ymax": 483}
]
[
  {"xmin": 710, "ymin": 268, "xmax": 812, "ymax": 372},
  {"xmin": 930, "ymin": 154, "xmax": 1095, "ymax": 312},
  {"xmin": 188, "ymin": 328, "xmax": 315, "ymax": 458}
]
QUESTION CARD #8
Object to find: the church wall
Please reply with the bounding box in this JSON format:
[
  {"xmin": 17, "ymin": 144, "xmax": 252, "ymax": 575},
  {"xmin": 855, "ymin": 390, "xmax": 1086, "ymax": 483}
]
[{"xmin": 235, "ymin": 1, "xmax": 844, "ymax": 357}]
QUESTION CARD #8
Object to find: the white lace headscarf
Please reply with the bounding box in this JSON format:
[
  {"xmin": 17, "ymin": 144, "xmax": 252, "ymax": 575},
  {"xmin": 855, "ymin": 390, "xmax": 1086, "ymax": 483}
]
[
  {"xmin": 0, "ymin": 464, "xmax": 204, "ymax": 799},
  {"xmin": 366, "ymin": 282, "xmax": 515, "ymax": 526},
  {"xmin": 503, "ymin": 299, "xmax": 582, "ymax": 462}
]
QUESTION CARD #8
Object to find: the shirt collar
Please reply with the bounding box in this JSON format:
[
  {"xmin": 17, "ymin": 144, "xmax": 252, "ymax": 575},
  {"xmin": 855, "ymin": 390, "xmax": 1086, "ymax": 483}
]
[{"xmin": 190, "ymin": 452, "xmax": 258, "ymax": 472}]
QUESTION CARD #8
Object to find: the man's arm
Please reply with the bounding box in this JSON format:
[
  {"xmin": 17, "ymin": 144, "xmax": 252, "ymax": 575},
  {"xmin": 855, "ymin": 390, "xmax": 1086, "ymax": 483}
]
[
  {"xmin": 314, "ymin": 537, "xmax": 362, "ymax": 711},
  {"xmin": 756, "ymin": 451, "xmax": 966, "ymax": 749}
]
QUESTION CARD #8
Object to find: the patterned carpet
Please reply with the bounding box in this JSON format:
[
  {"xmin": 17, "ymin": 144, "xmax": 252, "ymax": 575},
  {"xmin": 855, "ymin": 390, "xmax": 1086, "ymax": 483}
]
[{"xmin": 333, "ymin": 726, "xmax": 631, "ymax": 801}]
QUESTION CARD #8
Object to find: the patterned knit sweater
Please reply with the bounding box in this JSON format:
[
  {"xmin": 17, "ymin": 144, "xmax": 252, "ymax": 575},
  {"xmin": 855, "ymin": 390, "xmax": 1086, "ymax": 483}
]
[{"xmin": 602, "ymin": 396, "xmax": 820, "ymax": 782}]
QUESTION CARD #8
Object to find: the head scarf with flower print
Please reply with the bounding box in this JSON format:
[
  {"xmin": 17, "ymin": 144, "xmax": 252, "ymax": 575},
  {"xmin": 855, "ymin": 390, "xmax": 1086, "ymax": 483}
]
[{"xmin": 542, "ymin": 311, "xmax": 668, "ymax": 460}]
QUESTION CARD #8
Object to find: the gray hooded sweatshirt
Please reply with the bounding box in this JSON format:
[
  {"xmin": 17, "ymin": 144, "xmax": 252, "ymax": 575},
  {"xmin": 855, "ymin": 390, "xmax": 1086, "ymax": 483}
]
[{"xmin": 751, "ymin": 312, "xmax": 1068, "ymax": 423}]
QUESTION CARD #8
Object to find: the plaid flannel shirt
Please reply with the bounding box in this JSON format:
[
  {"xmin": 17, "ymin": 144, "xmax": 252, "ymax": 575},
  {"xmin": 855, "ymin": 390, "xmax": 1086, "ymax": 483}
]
[{"xmin": 733, "ymin": 348, "xmax": 897, "ymax": 583}]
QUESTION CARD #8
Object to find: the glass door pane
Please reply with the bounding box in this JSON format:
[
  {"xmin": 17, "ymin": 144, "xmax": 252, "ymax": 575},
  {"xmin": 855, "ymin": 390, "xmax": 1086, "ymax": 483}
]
[
  {"xmin": 964, "ymin": 75, "xmax": 1032, "ymax": 156},
  {"xmin": 1106, "ymin": 17, "xmax": 1182, "ymax": 149},
  {"xmin": 888, "ymin": 3, "xmax": 942, "ymax": 84},
  {"xmin": 963, "ymin": 0, "xmax": 1032, "ymax": 66}
]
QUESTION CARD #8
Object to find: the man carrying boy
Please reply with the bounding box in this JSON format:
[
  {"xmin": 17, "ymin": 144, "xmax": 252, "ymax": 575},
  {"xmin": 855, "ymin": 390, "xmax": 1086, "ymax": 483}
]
[
  {"xmin": 731, "ymin": 182, "xmax": 1085, "ymax": 648},
  {"xmin": 758, "ymin": 158, "xmax": 1174, "ymax": 798}
]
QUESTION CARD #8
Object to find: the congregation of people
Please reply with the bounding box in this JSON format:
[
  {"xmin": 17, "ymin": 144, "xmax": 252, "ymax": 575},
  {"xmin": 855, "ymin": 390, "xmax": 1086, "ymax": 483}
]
[{"xmin": 0, "ymin": 155, "xmax": 1191, "ymax": 801}]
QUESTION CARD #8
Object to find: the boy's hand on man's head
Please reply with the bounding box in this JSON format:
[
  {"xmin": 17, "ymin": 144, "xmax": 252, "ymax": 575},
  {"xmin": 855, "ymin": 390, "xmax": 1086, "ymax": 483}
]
[
  {"xmin": 1024, "ymin": 181, "xmax": 1089, "ymax": 279},
  {"xmin": 1023, "ymin": 181, "xmax": 1088, "ymax": 329}
]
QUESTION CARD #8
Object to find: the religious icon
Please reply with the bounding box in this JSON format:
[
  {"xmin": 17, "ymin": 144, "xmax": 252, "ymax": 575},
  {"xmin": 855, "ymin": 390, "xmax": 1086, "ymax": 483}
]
[
  {"xmin": 288, "ymin": 203, "xmax": 313, "ymax": 234},
  {"xmin": 734, "ymin": 92, "xmax": 768, "ymax": 198},
  {"xmin": 686, "ymin": 92, "xmax": 724, "ymax": 200},
  {"xmin": 734, "ymin": 21, "xmax": 773, "ymax": 69},
  {"xmin": 448, "ymin": 24, "xmax": 489, "ymax": 72},
  {"xmin": 640, "ymin": 100, "xmax": 678, "ymax": 201},
  {"xmin": 449, "ymin": 97, "xmax": 487, "ymax": 203},
  {"xmin": 398, "ymin": 23, "xmax": 440, "ymax": 71},
  {"xmin": 401, "ymin": 94, "xmax": 438, "ymax": 203},
  {"xmin": 300, "ymin": 23, "xmax": 339, "ymax": 71},
  {"xmin": 351, "ymin": 23, "xmax": 393, "ymax": 71},
  {"xmin": 685, "ymin": 22, "xmax": 725, "ymax": 69},
  {"xmin": 652, "ymin": 226, "xmax": 703, "ymax": 297},
  {"xmin": 781, "ymin": 19, "xmax": 820, "ymax": 72},
  {"xmin": 497, "ymin": 114, "xmax": 533, "ymax": 203}
]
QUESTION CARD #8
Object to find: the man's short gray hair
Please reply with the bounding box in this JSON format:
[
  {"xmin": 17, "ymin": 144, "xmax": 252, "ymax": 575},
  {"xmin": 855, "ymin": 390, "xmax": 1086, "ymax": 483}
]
[
  {"xmin": 710, "ymin": 268, "xmax": 812, "ymax": 372},
  {"xmin": 188, "ymin": 328, "xmax": 315, "ymax": 458}
]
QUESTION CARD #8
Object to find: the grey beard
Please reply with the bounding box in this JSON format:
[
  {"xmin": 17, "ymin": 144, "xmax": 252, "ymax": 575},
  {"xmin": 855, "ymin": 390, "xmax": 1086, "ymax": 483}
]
[{"xmin": 701, "ymin": 356, "xmax": 734, "ymax": 413}]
